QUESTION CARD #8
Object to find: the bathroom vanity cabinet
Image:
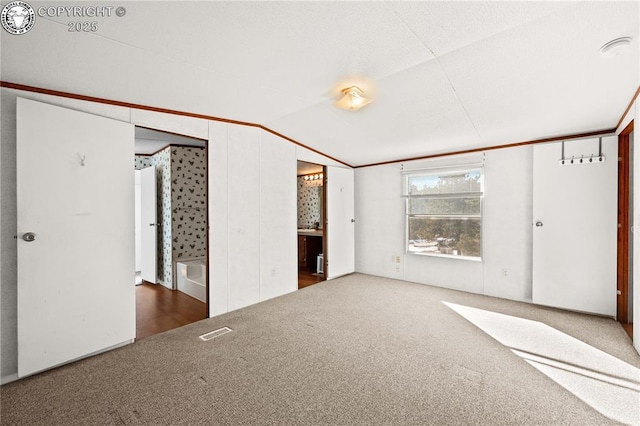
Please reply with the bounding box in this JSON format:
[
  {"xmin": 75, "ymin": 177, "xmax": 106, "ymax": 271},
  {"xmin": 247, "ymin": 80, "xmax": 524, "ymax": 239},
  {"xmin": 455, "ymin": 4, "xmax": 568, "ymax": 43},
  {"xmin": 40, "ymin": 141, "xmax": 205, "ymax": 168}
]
[{"xmin": 297, "ymin": 231, "xmax": 323, "ymax": 273}]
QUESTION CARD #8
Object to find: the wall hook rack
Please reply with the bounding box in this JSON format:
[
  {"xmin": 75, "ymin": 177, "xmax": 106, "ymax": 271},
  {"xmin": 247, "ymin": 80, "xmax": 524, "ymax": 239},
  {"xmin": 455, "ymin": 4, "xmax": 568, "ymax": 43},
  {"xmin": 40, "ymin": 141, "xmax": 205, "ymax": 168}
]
[{"xmin": 558, "ymin": 138, "xmax": 605, "ymax": 166}]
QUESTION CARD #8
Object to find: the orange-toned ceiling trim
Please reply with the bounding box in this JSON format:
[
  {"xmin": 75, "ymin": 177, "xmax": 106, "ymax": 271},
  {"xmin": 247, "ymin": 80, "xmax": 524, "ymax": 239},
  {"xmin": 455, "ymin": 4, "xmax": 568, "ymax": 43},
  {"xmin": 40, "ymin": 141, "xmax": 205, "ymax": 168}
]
[
  {"xmin": 0, "ymin": 81, "xmax": 352, "ymax": 168},
  {"xmin": 617, "ymin": 86, "xmax": 640, "ymax": 130},
  {"xmin": 355, "ymin": 128, "xmax": 616, "ymax": 168}
]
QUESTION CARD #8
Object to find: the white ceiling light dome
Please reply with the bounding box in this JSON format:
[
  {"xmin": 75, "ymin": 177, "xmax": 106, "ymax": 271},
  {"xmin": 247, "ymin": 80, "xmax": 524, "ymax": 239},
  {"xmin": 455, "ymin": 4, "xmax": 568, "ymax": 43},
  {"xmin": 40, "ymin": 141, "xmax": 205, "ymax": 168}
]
[{"xmin": 334, "ymin": 86, "xmax": 373, "ymax": 111}]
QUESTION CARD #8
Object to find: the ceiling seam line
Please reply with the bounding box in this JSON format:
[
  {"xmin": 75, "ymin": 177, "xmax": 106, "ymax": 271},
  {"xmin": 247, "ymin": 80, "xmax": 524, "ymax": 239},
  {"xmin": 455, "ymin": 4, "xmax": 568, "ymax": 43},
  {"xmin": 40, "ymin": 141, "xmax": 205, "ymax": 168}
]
[
  {"xmin": 382, "ymin": 2, "xmax": 482, "ymax": 139},
  {"xmin": 40, "ymin": 17, "xmax": 312, "ymax": 108},
  {"xmin": 433, "ymin": 58, "xmax": 482, "ymax": 140}
]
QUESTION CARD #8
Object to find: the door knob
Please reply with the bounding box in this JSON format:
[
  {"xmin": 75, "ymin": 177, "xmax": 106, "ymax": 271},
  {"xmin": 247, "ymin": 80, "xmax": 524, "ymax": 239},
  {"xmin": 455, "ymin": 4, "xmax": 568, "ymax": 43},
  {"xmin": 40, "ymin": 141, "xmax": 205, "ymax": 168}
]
[
  {"xmin": 149, "ymin": 223, "xmax": 156, "ymax": 227},
  {"xmin": 535, "ymin": 221, "xmax": 543, "ymax": 227},
  {"xmin": 22, "ymin": 232, "xmax": 37, "ymax": 242}
]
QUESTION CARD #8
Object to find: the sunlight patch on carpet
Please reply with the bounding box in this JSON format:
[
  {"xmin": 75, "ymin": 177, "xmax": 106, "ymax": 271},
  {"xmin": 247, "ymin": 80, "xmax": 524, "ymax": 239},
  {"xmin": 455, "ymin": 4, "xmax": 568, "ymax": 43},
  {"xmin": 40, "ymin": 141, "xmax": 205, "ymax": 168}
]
[{"xmin": 443, "ymin": 302, "xmax": 640, "ymax": 426}]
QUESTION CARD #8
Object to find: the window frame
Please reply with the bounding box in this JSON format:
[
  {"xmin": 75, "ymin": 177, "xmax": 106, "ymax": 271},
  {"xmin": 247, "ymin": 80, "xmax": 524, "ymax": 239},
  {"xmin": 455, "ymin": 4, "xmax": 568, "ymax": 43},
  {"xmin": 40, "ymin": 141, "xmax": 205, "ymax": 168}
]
[{"xmin": 403, "ymin": 167, "xmax": 484, "ymax": 260}]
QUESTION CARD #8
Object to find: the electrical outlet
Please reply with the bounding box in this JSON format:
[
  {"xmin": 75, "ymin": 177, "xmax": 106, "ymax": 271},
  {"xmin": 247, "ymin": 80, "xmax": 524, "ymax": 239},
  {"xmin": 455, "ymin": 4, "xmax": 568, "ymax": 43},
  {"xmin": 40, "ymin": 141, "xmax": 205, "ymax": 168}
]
[
  {"xmin": 395, "ymin": 265, "xmax": 400, "ymax": 272},
  {"xmin": 502, "ymin": 268, "xmax": 508, "ymax": 277}
]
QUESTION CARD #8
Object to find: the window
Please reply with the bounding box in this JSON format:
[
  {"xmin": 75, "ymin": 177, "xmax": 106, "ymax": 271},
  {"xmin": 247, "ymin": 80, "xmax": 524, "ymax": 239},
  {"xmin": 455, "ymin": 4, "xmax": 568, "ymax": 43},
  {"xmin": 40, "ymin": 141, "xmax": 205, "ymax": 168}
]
[{"xmin": 403, "ymin": 167, "xmax": 483, "ymax": 259}]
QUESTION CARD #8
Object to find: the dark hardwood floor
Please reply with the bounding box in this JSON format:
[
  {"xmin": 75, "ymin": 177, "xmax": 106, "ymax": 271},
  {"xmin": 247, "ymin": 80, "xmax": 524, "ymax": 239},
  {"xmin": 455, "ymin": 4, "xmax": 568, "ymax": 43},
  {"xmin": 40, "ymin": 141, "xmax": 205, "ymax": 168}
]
[
  {"xmin": 136, "ymin": 282, "xmax": 207, "ymax": 340},
  {"xmin": 298, "ymin": 269, "xmax": 325, "ymax": 289},
  {"xmin": 622, "ymin": 322, "xmax": 633, "ymax": 340}
]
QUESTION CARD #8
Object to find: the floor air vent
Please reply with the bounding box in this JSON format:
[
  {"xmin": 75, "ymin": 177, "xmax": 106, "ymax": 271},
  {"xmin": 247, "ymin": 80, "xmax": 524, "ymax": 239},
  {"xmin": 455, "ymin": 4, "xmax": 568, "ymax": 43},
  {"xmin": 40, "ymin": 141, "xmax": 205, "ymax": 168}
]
[{"xmin": 199, "ymin": 327, "xmax": 232, "ymax": 341}]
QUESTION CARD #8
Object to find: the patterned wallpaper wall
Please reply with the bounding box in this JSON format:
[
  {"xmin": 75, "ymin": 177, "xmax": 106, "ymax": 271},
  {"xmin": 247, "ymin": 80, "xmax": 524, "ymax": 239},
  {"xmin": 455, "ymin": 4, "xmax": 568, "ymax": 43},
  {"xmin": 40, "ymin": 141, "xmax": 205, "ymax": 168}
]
[
  {"xmin": 171, "ymin": 147, "xmax": 207, "ymax": 263},
  {"xmin": 134, "ymin": 156, "xmax": 153, "ymax": 170},
  {"xmin": 134, "ymin": 147, "xmax": 206, "ymax": 289},
  {"xmin": 297, "ymin": 177, "xmax": 323, "ymax": 229},
  {"xmin": 154, "ymin": 148, "xmax": 173, "ymax": 288}
]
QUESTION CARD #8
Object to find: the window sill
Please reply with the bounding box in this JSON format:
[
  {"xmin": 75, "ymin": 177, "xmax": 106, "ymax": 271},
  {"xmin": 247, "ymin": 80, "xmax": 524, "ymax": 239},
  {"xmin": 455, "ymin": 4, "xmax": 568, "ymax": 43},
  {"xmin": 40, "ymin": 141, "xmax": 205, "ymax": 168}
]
[{"xmin": 406, "ymin": 251, "xmax": 482, "ymax": 262}]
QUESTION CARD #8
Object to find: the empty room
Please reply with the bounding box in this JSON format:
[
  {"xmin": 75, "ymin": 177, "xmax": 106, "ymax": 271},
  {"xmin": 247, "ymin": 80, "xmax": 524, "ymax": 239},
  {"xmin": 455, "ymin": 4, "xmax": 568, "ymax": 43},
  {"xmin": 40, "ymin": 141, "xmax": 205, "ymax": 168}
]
[{"xmin": 1, "ymin": 1, "xmax": 639, "ymax": 425}]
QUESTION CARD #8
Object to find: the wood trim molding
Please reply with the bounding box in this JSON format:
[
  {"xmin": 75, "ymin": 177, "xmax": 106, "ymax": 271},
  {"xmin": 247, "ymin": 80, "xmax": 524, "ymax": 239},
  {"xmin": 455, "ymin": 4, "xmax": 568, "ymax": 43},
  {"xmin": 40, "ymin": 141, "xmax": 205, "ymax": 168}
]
[
  {"xmin": 620, "ymin": 119, "xmax": 634, "ymax": 137},
  {"xmin": 0, "ymin": 81, "xmax": 352, "ymax": 168},
  {"xmin": 2, "ymin": 81, "xmax": 633, "ymax": 170},
  {"xmin": 355, "ymin": 128, "xmax": 616, "ymax": 168},
  {"xmin": 617, "ymin": 124, "xmax": 632, "ymax": 324},
  {"xmin": 616, "ymin": 119, "xmax": 633, "ymax": 325},
  {"xmin": 617, "ymin": 86, "xmax": 640, "ymax": 131}
]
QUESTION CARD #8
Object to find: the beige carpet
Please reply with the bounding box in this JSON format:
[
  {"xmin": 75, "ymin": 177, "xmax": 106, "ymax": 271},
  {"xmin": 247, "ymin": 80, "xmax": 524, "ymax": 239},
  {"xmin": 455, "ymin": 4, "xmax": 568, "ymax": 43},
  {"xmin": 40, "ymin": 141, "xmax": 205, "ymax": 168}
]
[{"xmin": 2, "ymin": 273, "xmax": 639, "ymax": 425}]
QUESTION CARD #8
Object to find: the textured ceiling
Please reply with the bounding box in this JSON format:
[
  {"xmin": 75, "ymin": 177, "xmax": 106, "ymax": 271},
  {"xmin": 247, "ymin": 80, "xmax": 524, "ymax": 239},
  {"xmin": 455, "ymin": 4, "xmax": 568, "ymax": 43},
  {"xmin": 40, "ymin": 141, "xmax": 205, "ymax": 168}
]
[
  {"xmin": 1, "ymin": 1, "xmax": 638, "ymax": 167},
  {"xmin": 134, "ymin": 127, "xmax": 206, "ymax": 155}
]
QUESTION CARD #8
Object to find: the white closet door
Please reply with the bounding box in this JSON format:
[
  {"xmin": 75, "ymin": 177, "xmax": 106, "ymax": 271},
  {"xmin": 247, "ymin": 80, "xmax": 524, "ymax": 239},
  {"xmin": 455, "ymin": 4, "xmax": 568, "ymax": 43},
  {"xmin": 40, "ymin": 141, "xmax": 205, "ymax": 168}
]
[
  {"xmin": 140, "ymin": 165, "xmax": 158, "ymax": 283},
  {"xmin": 17, "ymin": 98, "xmax": 135, "ymax": 377},
  {"xmin": 326, "ymin": 166, "xmax": 355, "ymax": 279},
  {"xmin": 532, "ymin": 138, "xmax": 617, "ymax": 316}
]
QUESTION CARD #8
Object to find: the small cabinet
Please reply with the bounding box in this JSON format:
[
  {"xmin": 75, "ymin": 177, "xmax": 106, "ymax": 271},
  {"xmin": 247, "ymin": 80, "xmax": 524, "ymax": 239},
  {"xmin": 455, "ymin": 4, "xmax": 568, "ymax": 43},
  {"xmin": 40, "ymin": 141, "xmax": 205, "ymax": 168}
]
[
  {"xmin": 298, "ymin": 235, "xmax": 307, "ymax": 268},
  {"xmin": 298, "ymin": 234, "xmax": 323, "ymax": 272}
]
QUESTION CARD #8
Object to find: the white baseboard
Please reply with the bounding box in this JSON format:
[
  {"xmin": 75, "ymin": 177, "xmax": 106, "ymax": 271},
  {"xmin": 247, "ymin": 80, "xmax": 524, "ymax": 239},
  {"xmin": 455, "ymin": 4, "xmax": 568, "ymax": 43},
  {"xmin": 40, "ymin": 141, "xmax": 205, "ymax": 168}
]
[{"xmin": 1, "ymin": 373, "xmax": 18, "ymax": 385}]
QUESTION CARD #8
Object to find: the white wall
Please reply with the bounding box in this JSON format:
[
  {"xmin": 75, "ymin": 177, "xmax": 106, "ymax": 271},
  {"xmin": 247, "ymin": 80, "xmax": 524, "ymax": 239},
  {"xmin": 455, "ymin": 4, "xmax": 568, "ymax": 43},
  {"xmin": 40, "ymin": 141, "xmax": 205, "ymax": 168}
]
[
  {"xmin": 355, "ymin": 146, "xmax": 534, "ymax": 301},
  {"xmin": 1, "ymin": 87, "xmax": 332, "ymax": 381},
  {"xmin": 260, "ymin": 132, "xmax": 298, "ymax": 301},
  {"xmin": 207, "ymin": 123, "xmax": 298, "ymax": 315}
]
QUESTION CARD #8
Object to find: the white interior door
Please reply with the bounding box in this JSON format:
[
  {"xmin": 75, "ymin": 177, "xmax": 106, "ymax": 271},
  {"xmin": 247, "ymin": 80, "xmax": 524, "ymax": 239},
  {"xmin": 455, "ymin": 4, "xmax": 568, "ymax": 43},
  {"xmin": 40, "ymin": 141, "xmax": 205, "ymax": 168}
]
[
  {"xmin": 135, "ymin": 170, "xmax": 142, "ymax": 272},
  {"xmin": 140, "ymin": 165, "xmax": 157, "ymax": 283},
  {"xmin": 532, "ymin": 137, "xmax": 617, "ymax": 316},
  {"xmin": 17, "ymin": 98, "xmax": 135, "ymax": 378},
  {"xmin": 326, "ymin": 166, "xmax": 355, "ymax": 279}
]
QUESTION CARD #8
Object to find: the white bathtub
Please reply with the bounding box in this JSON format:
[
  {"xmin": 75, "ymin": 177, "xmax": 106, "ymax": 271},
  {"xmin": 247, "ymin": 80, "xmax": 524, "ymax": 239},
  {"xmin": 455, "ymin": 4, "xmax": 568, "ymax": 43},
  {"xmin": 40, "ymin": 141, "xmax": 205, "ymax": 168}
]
[{"xmin": 176, "ymin": 258, "xmax": 206, "ymax": 303}]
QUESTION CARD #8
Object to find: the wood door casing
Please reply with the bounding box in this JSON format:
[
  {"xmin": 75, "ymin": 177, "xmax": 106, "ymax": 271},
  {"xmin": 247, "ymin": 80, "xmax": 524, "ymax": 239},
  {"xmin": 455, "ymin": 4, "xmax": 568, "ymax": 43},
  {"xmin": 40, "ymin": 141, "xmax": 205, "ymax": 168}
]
[{"xmin": 618, "ymin": 120, "xmax": 634, "ymax": 324}]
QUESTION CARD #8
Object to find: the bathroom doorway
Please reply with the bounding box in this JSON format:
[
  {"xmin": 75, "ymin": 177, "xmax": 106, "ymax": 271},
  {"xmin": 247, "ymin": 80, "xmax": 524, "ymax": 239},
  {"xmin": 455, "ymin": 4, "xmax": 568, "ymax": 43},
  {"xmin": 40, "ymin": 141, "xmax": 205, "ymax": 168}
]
[
  {"xmin": 134, "ymin": 127, "xmax": 209, "ymax": 339},
  {"xmin": 297, "ymin": 161, "xmax": 326, "ymax": 289}
]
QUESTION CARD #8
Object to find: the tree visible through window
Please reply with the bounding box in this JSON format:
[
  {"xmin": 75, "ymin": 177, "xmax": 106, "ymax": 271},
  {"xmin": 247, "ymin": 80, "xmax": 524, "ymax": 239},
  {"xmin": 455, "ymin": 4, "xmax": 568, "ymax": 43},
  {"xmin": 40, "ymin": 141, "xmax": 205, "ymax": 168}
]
[{"xmin": 404, "ymin": 168, "xmax": 483, "ymax": 259}]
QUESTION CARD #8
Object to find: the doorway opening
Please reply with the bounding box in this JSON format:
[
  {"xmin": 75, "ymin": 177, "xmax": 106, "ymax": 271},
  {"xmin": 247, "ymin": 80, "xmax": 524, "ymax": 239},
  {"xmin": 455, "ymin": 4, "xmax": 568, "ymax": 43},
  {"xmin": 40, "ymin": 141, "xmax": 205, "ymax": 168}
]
[
  {"xmin": 297, "ymin": 161, "xmax": 327, "ymax": 289},
  {"xmin": 618, "ymin": 120, "xmax": 634, "ymax": 340},
  {"xmin": 134, "ymin": 127, "xmax": 209, "ymax": 339}
]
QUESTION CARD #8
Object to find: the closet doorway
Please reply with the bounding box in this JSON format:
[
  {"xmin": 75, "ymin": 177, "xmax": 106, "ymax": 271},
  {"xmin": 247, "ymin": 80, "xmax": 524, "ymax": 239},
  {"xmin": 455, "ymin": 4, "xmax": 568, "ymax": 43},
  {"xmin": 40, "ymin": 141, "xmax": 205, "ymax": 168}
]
[{"xmin": 134, "ymin": 127, "xmax": 208, "ymax": 339}]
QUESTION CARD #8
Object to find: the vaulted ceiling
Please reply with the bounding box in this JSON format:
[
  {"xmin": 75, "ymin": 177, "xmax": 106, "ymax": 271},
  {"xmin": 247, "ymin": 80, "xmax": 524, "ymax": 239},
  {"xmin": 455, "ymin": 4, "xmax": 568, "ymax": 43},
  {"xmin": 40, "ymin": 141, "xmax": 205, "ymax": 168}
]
[{"xmin": 1, "ymin": 1, "xmax": 638, "ymax": 167}]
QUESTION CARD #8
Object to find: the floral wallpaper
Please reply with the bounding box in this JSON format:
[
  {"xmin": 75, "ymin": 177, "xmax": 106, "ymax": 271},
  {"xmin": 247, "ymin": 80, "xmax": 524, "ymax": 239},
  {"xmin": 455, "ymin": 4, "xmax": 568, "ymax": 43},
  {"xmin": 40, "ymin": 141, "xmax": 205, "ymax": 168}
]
[
  {"xmin": 171, "ymin": 147, "xmax": 207, "ymax": 263},
  {"xmin": 134, "ymin": 156, "xmax": 153, "ymax": 170},
  {"xmin": 134, "ymin": 147, "xmax": 206, "ymax": 289},
  {"xmin": 154, "ymin": 147, "xmax": 173, "ymax": 288},
  {"xmin": 297, "ymin": 176, "xmax": 323, "ymax": 229}
]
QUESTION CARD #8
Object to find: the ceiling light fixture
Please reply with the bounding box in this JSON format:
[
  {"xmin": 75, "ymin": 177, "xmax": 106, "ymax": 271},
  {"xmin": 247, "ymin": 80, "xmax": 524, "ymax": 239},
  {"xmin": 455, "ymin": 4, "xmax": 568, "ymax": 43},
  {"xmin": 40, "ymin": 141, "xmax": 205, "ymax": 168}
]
[
  {"xmin": 334, "ymin": 86, "xmax": 373, "ymax": 111},
  {"xmin": 600, "ymin": 37, "xmax": 632, "ymax": 56}
]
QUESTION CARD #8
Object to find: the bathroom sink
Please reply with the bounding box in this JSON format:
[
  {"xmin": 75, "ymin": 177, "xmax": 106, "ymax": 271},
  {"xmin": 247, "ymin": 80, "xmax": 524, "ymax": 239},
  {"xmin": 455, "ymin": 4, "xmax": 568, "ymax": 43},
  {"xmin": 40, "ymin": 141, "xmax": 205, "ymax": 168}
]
[{"xmin": 298, "ymin": 228, "xmax": 323, "ymax": 236}]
